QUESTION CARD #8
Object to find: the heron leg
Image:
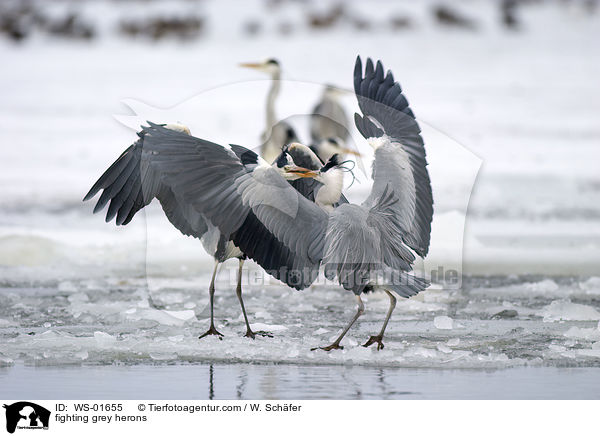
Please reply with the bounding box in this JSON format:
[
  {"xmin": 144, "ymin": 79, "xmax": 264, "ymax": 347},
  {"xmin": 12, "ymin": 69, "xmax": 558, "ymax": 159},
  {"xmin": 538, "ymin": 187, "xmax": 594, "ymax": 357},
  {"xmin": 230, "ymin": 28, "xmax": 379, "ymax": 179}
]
[
  {"xmin": 312, "ymin": 295, "xmax": 364, "ymax": 351},
  {"xmin": 363, "ymin": 290, "xmax": 396, "ymax": 350},
  {"xmin": 236, "ymin": 259, "xmax": 273, "ymax": 339},
  {"xmin": 199, "ymin": 260, "xmax": 224, "ymax": 339},
  {"xmin": 235, "ymin": 259, "xmax": 254, "ymax": 338}
]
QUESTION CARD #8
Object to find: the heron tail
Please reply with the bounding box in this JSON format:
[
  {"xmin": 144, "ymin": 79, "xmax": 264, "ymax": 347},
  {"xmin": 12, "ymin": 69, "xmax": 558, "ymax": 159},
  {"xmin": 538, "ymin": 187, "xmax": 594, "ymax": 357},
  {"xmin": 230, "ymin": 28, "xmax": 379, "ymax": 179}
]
[{"xmin": 385, "ymin": 272, "xmax": 429, "ymax": 298}]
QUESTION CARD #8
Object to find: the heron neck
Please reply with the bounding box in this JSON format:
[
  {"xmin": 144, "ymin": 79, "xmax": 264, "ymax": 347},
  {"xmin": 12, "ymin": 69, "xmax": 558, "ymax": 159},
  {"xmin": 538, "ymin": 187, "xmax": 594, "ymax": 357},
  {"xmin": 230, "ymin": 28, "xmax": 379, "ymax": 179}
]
[
  {"xmin": 266, "ymin": 71, "xmax": 281, "ymax": 129},
  {"xmin": 323, "ymin": 88, "xmax": 339, "ymax": 103},
  {"xmin": 316, "ymin": 169, "xmax": 344, "ymax": 209}
]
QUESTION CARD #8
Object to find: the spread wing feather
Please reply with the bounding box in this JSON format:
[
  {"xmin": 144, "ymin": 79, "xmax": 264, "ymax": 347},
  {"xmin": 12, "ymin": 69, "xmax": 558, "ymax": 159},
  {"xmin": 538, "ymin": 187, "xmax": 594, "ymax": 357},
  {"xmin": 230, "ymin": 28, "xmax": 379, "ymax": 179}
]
[
  {"xmin": 138, "ymin": 123, "xmax": 329, "ymax": 289},
  {"xmin": 353, "ymin": 56, "xmax": 433, "ymax": 256}
]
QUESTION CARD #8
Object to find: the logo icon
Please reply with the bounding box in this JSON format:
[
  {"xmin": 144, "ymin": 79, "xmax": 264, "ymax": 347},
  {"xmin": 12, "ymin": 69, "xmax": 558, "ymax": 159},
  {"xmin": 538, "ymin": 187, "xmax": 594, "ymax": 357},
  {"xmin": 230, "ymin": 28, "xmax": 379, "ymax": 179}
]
[{"xmin": 3, "ymin": 402, "xmax": 50, "ymax": 434}]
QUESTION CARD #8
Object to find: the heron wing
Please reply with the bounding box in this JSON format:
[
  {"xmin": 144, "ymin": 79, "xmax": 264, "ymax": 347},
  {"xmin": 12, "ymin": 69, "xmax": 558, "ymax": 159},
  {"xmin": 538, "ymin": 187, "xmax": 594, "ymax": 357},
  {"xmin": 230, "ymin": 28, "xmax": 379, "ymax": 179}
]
[
  {"xmin": 353, "ymin": 56, "xmax": 433, "ymax": 257},
  {"xmin": 322, "ymin": 186, "xmax": 418, "ymax": 295},
  {"xmin": 139, "ymin": 123, "xmax": 329, "ymax": 289},
  {"xmin": 83, "ymin": 130, "xmax": 208, "ymax": 238}
]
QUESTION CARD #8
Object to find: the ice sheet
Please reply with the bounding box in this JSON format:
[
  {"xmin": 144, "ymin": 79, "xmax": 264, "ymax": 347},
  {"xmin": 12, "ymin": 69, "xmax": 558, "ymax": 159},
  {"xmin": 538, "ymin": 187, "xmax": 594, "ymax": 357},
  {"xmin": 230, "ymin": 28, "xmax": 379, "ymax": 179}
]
[{"xmin": 1, "ymin": 275, "xmax": 600, "ymax": 368}]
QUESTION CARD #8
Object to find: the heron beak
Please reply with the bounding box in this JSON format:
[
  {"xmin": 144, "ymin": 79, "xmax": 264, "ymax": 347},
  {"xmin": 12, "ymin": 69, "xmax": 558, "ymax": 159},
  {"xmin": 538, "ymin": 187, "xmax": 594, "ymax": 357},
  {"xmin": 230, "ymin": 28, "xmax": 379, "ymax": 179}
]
[
  {"xmin": 284, "ymin": 165, "xmax": 319, "ymax": 178},
  {"xmin": 341, "ymin": 148, "xmax": 362, "ymax": 157},
  {"xmin": 239, "ymin": 62, "xmax": 263, "ymax": 70}
]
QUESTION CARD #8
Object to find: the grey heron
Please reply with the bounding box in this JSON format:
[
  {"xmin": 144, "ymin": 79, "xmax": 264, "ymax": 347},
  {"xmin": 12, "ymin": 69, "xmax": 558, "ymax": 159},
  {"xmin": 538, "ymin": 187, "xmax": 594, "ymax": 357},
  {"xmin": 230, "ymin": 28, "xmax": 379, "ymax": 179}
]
[
  {"xmin": 105, "ymin": 56, "xmax": 433, "ymax": 351},
  {"xmin": 310, "ymin": 86, "xmax": 363, "ymax": 163},
  {"xmin": 311, "ymin": 85, "xmax": 349, "ymax": 143},
  {"xmin": 309, "ymin": 84, "xmax": 353, "ymax": 159},
  {"xmin": 83, "ymin": 124, "xmax": 319, "ymax": 340},
  {"xmin": 239, "ymin": 58, "xmax": 299, "ymax": 163}
]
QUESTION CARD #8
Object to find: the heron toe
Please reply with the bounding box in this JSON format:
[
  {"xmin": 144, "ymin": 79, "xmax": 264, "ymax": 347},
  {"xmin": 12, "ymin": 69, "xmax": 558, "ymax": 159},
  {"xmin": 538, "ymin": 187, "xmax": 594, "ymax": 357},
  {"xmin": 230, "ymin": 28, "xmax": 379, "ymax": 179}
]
[
  {"xmin": 244, "ymin": 330, "xmax": 274, "ymax": 339},
  {"xmin": 362, "ymin": 335, "xmax": 384, "ymax": 350},
  {"xmin": 311, "ymin": 343, "xmax": 344, "ymax": 351},
  {"xmin": 256, "ymin": 330, "xmax": 274, "ymax": 338},
  {"xmin": 199, "ymin": 326, "xmax": 224, "ymax": 340}
]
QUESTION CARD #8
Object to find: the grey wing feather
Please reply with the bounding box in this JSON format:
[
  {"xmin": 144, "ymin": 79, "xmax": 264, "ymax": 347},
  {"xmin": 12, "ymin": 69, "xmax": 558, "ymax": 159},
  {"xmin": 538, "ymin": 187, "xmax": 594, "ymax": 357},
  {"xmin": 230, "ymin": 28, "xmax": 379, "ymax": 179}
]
[
  {"xmin": 322, "ymin": 186, "xmax": 419, "ymax": 296},
  {"xmin": 289, "ymin": 178, "xmax": 321, "ymax": 203},
  {"xmin": 322, "ymin": 204, "xmax": 382, "ymax": 294},
  {"xmin": 83, "ymin": 131, "xmax": 208, "ymax": 237},
  {"xmin": 353, "ymin": 56, "xmax": 433, "ymax": 257},
  {"xmin": 139, "ymin": 123, "xmax": 329, "ymax": 289},
  {"xmin": 366, "ymin": 184, "xmax": 415, "ymax": 272}
]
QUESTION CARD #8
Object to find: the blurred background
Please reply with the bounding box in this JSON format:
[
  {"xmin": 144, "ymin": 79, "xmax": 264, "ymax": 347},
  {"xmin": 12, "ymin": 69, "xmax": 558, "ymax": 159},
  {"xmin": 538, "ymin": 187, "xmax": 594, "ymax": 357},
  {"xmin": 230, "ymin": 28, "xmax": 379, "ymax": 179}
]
[{"xmin": 1, "ymin": 0, "xmax": 600, "ymax": 376}]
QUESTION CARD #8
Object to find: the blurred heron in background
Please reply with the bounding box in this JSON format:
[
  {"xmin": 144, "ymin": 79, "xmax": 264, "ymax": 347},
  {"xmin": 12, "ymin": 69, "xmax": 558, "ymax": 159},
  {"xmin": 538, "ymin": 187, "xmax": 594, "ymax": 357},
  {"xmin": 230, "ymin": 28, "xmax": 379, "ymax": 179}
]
[
  {"xmin": 309, "ymin": 84, "xmax": 361, "ymax": 163},
  {"xmin": 239, "ymin": 58, "xmax": 298, "ymax": 163}
]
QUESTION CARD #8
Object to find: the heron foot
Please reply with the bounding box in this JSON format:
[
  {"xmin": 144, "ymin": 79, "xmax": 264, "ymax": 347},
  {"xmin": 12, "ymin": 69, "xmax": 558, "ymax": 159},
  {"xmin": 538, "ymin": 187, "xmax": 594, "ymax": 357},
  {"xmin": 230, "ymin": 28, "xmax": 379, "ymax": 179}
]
[
  {"xmin": 362, "ymin": 335, "xmax": 384, "ymax": 350},
  {"xmin": 311, "ymin": 343, "xmax": 344, "ymax": 352},
  {"xmin": 244, "ymin": 330, "xmax": 274, "ymax": 339},
  {"xmin": 199, "ymin": 326, "xmax": 224, "ymax": 340}
]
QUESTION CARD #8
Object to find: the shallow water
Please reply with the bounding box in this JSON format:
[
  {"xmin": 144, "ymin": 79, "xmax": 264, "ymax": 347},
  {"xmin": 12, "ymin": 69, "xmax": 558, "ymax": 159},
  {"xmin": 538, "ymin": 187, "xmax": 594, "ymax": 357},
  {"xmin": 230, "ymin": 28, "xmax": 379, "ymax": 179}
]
[{"xmin": 2, "ymin": 364, "xmax": 599, "ymax": 400}]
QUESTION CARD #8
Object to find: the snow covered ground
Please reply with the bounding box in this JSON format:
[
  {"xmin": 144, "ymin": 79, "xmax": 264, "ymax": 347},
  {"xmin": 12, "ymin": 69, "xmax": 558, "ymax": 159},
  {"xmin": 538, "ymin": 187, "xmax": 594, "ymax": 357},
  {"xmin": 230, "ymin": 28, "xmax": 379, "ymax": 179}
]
[{"xmin": 1, "ymin": 0, "xmax": 600, "ymax": 377}]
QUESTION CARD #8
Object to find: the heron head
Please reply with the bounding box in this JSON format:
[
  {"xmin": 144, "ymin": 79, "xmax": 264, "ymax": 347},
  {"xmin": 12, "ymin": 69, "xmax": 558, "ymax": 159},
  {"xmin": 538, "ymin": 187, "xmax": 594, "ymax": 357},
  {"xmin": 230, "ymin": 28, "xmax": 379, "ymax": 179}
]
[
  {"xmin": 320, "ymin": 154, "xmax": 342, "ymax": 173},
  {"xmin": 319, "ymin": 153, "xmax": 357, "ymax": 188},
  {"xmin": 239, "ymin": 58, "xmax": 281, "ymax": 76},
  {"xmin": 274, "ymin": 149, "xmax": 319, "ymax": 180}
]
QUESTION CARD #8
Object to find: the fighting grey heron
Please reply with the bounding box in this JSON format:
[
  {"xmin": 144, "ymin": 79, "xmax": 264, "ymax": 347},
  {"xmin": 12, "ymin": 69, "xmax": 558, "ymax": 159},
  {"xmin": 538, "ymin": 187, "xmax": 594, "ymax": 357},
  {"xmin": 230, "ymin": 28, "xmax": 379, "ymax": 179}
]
[
  {"xmin": 240, "ymin": 58, "xmax": 299, "ymax": 164},
  {"xmin": 105, "ymin": 56, "xmax": 433, "ymax": 351},
  {"xmin": 83, "ymin": 125, "xmax": 320, "ymax": 340}
]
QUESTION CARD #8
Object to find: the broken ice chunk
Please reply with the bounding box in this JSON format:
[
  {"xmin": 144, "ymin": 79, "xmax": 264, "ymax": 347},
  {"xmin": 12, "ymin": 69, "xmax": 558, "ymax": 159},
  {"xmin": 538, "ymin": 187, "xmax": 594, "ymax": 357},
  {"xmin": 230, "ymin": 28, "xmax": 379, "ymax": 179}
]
[
  {"xmin": 250, "ymin": 323, "xmax": 287, "ymax": 332},
  {"xmin": 541, "ymin": 301, "xmax": 600, "ymax": 322},
  {"xmin": 93, "ymin": 331, "xmax": 116, "ymax": 347}
]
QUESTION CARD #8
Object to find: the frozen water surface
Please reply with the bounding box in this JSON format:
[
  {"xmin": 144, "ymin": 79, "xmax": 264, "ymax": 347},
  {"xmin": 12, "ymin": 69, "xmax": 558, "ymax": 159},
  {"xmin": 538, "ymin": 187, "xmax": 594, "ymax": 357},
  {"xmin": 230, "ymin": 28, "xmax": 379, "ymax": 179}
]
[
  {"xmin": 1, "ymin": 0, "xmax": 600, "ymax": 398},
  {"xmin": 1, "ymin": 275, "xmax": 600, "ymax": 368}
]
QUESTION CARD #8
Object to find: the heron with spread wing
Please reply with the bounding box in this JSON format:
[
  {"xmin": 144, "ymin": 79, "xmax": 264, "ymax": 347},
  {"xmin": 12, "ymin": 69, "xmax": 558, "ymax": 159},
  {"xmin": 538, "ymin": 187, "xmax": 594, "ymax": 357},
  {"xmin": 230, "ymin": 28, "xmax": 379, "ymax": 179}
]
[
  {"xmin": 83, "ymin": 124, "xmax": 331, "ymax": 339},
  {"xmin": 85, "ymin": 56, "xmax": 433, "ymax": 351}
]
